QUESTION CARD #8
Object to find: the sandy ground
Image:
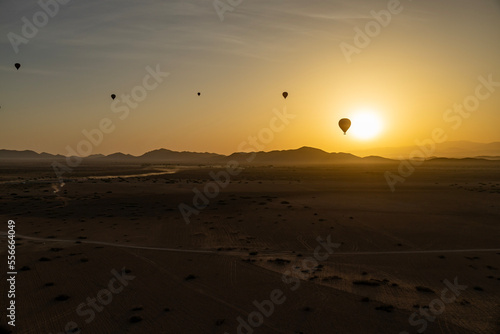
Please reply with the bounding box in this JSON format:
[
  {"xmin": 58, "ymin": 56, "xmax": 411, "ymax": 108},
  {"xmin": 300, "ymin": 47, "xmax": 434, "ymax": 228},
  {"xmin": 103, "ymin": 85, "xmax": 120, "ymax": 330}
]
[{"xmin": 0, "ymin": 161, "xmax": 499, "ymax": 334}]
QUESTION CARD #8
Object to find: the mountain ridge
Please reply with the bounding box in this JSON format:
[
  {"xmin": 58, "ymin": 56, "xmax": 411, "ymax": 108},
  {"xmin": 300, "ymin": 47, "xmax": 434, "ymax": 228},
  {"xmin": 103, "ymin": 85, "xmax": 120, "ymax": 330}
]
[
  {"xmin": 0, "ymin": 146, "xmax": 385, "ymax": 164},
  {"xmin": 1, "ymin": 141, "xmax": 500, "ymax": 164},
  {"xmin": 351, "ymin": 141, "xmax": 500, "ymax": 159}
]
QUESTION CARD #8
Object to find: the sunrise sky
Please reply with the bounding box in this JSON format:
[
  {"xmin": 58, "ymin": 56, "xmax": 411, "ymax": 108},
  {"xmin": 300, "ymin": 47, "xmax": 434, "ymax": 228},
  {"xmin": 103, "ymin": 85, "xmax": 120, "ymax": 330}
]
[{"xmin": 1, "ymin": 0, "xmax": 499, "ymax": 156}]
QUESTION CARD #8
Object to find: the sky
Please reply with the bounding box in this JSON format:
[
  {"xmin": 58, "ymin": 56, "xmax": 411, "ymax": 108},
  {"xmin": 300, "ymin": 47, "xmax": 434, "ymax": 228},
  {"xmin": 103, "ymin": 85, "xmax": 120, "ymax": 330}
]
[{"xmin": 1, "ymin": 0, "xmax": 499, "ymax": 156}]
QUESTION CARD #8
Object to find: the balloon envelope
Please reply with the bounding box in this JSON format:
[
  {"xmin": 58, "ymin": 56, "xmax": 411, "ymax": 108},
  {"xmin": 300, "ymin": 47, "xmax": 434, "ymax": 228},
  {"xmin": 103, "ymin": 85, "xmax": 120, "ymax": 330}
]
[
  {"xmin": 282, "ymin": 92, "xmax": 288, "ymax": 99},
  {"xmin": 197, "ymin": 92, "xmax": 201, "ymax": 96},
  {"xmin": 111, "ymin": 94, "xmax": 116, "ymax": 100},
  {"xmin": 338, "ymin": 118, "xmax": 351, "ymax": 135},
  {"xmin": 15, "ymin": 63, "xmax": 20, "ymax": 70}
]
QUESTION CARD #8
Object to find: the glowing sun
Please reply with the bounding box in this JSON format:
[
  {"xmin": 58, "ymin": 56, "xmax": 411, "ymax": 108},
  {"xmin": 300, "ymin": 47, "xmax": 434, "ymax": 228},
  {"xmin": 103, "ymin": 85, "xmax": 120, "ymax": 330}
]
[{"xmin": 349, "ymin": 110, "xmax": 383, "ymax": 140}]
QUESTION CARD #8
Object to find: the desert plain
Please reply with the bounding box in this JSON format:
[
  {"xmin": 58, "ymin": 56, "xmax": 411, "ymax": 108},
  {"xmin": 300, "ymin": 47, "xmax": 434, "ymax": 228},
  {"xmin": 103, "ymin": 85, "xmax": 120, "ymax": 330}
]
[{"xmin": 0, "ymin": 160, "xmax": 499, "ymax": 334}]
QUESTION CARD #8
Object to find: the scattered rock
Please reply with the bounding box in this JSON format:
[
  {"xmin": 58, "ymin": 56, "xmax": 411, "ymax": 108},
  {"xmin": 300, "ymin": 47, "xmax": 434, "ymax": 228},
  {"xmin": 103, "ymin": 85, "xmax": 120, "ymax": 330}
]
[
  {"xmin": 415, "ymin": 286, "xmax": 434, "ymax": 293},
  {"xmin": 375, "ymin": 305, "xmax": 394, "ymax": 312},
  {"xmin": 267, "ymin": 258, "xmax": 291, "ymax": 265},
  {"xmin": 184, "ymin": 274, "xmax": 197, "ymax": 281},
  {"xmin": 54, "ymin": 294, "xmax": 70, "ymax": 301},
  {"xmin": 353, "ymin": 280, "xmax": 381, "ymax": 287},
  {"xmin": 129, "ymin": 315, "xmax": 143, "ymax": 323}
]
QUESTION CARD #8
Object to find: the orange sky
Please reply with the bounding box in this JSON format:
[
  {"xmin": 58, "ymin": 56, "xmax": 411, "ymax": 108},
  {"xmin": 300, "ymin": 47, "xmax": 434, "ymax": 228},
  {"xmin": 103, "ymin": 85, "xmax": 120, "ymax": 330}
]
[{"xmin": 1, "ymin": 0, "xmax": 499, "ymax": 156}]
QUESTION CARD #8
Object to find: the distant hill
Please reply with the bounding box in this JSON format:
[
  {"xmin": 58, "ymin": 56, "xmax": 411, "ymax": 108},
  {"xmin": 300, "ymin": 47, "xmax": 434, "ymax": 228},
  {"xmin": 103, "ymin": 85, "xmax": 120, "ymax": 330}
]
[
  {"xmin": 139, "ymin": 149, "xmax": 224, "ymax": 163},
  {"xmin": 226, "ymin": 147, "xmax": 382, "ymax": 165},
  {"xmin": 2, "ymin": 142, "xmax": 499, "ymax": 165},
  {"xmin": 105, "ymin": 152, "xmax": 136, "ymax": 160},
  {"xmin": 352, "ymin": 141, "xmax": 500, "ymax": 159},
  {"xmin": 426, "ymin": 157, "xmax": 500, "ymax": 164},
  {"xmin": 0, "ymin": 147, "xmax": 391, "ymax": 165},
  {"xmin": 0, "ymin": 149, "xmax": 64, "ymax": 160},
  {"xmin": 474, "ymin": 156, "xmax": 500, "ymax": 160}
]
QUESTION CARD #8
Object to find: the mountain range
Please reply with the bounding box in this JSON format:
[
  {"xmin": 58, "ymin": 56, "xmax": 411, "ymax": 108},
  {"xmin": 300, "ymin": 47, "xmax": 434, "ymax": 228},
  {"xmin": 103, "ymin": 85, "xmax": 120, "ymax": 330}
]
[
  {"xmin": 351, "ymin": 141, "xmax": 500, "ymax": 159},
  {"xmin": 0, "ymin": 147, "xmax": 378, "ymax": 165},
  {"xmin": 1, "ymin": 141, "xmax": 499, "ymax": 165}
]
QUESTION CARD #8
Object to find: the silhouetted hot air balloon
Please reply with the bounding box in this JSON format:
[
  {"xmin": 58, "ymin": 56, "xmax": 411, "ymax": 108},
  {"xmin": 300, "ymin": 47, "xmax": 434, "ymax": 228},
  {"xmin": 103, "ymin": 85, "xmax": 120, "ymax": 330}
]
[
  {"xmin": 197, "ymin": 92, "xmax": 201, "ymax": 96},
  {"xmin": 15, "ymin": 63, "xmax": 21, "ymax": 70},
  {"xmin": 282, "ymin": 92, "xmax": 288, "ymax": 99},
  {"xmin": 338, "ymin": 118, "xmax": 351, "ymax": 135},
  {"xmin": 111, "ymin": 94, "xmax": 116, "ymax": 100}
]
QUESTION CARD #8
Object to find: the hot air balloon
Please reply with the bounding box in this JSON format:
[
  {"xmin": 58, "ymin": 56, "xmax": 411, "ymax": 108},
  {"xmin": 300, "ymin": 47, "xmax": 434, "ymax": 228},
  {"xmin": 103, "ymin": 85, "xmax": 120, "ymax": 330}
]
[
  {"xmin": 338, "ymin": 118, "xmax": 351, "ymax": 135},
  {"xmin": 282, "ymin": 92, "xmax": 288, "ymax": 99},
  {"xmin": 111, "ymin": 94, "xmax": 116, "ymax": 100},
  {"xmin": 15, "ymin": 63, "xmax": 21, "ymax": 70},
  {"xmin": 197, "ymin": 92, "xmax": 201, "ymax": 96}
]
